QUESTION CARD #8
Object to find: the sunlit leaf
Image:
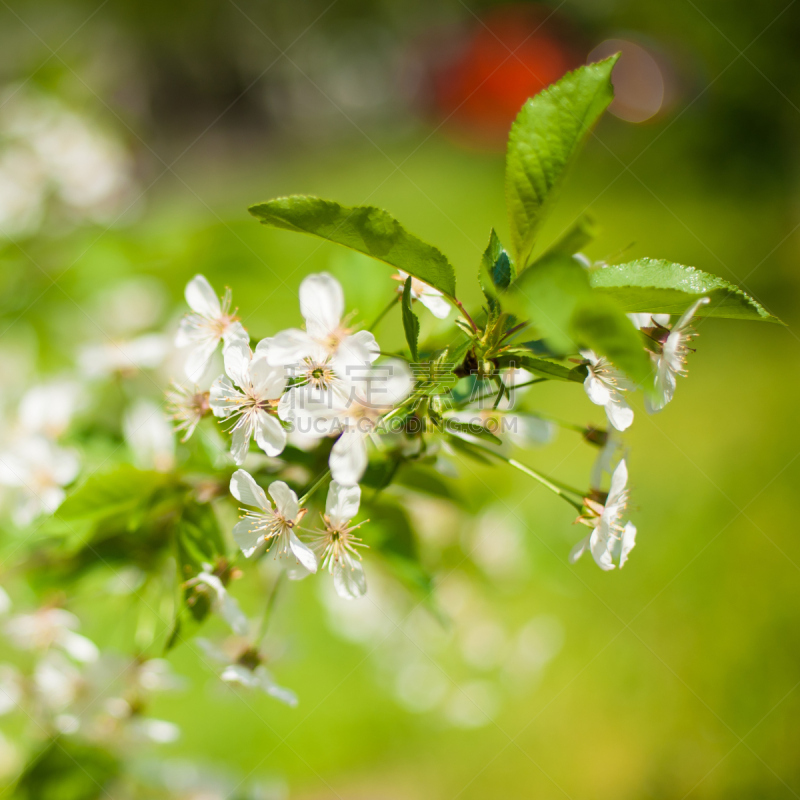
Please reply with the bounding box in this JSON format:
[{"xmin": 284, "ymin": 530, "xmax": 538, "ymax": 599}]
[
  {"xmin": 401, "ymin": 276, "xmax": 420, "ymax": 361},
  {"xmin": 249, "ymin": 195, "xmax": 457, "ymax": 297}
]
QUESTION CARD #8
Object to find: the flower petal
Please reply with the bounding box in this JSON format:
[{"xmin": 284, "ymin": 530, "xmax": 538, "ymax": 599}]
[
  {"xmin": 619, "ymin": 522, "xmax": 637, "ymax": 568},
  {"xmin": 258, "ymin": 329, "xmax": 316, "ymax": 367},
  {"xmin": 254, "ymin": 666, "xmax": 298, "ymax": 707},
  {"xmin": 300, "ymin": 272, "xmax": 344, "ymax": 338},
  {"xmin": 254, "ymin": 410, "xmax": 287, "ymax": 457},
  {"xmin": 584, "ymin": 373, "xmax": 611, "ymax": 406},
  {"xmin": 230, "ymin": 469, "xmax": 270, "ymax": 510},
  {"xmin": 229, "ymin": 422, "xmax": 251, "ymax": 465},
  {"xmin": 249, "ymin": 357, "xmax": 287, "ymax": 400},
  {"xmin": 209, "ymin": 376, "xmax": 241, "ymax": 417},
  {"xmin": 267, "ymin": 481, "xmax": 299, "ymax": 519},
  {"xmin": 607, "ymin": 459, "xmax": 628, "ymax": 504},
  {"xmin": 330, "ymin": 430, "xmax": 368, "ymax": 486},
  {"xmin": 288, "ymin": 531, "xmax": 317, "ymax": 573},
  {"xmin": 326, "ymin": 481, "xmax": 360, "ymax": 528},
  {"xmin": 185, "ymin": 274, "xmax": 221, "ymax": 318},
  {"xmin": 568, "ymin": 535, "xmax": 590, "ymax": 564},
  {"xmin": 605, "ymin": 398, "xmax": 634, "ymax": 432},
  {"xmin": 233, "ymin": 518, "xmax": 264, "ymax": 557},
  {"xmin": 333, "ymin": 558, "xmax": 367, "ymax": 599},
  {"xmin": 419, "ymin": 293, "xmax": 451, "ymax": 319},
  {"xmin": 589, "ymin": 528, "xmax": 615, "ymax": 571},
  {"xmin": 223, "ymin": 339, "xmax": 252, "ymax": 389},
  {"xmin": 184, "ymin": 336, "xmax": 219, "ymax": 383},
  {"xmin": 348, "ymin": 330, "xmax": 381, "ymax": 362}
]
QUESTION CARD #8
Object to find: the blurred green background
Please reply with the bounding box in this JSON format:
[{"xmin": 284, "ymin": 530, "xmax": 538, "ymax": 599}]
[{"xmin": 1, "ymin": 0, "xmax": 799, "ymax": 797}]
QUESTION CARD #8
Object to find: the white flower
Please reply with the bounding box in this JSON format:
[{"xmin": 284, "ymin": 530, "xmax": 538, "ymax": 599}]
[
  {"xmin": 569, "ymin": 460, "xmax": 637, "ymax": 571},
  {"xmin": 123, "ymin": 400, "xmax": 175, "ymax": 472},
  {"xmin": 229, "ymin": 470, "xmax": 317, "ymax": 572},
  {"xmin": 186, "ymin": 565, "xmax": 248, "ymax": 636},
  {"xmin": 4, "ymin": 607, "xmax": 99, "ymax": 662},
  {"xmin": 311, "ymin": 482, "xmax": 368, "ymax": 599},
  {"xmin": 210, "ymin": 341, "xmax": 287, "ymax": 465},
  {"xmin": 393, "ymin": 270, "xmax": 450, "ymax": 319},
  {"xmin": 258, "ymin": 272, "xmax": 379, "ymax": 416},
  {"xmin": 165, "ymin": 384, "xmax": 210, "ymax": 442},
  {"xmin": 196, "ymin": 638, "xmax": 298, "ymax": 707},
  {"xmin": 176, "ymin": 275, "xmax": 248, "ymax": 383},
  {"xmin": 78, "ymin": 333, "xmax": 168, "ymax": 379},
  {"xmin": 628, "ymin": 312, "xmax": 670, "ymax": 329},
  {"xmin": 0, "ymin": 436, "xmax": 79, "ymax": 525},
  {"xmin": 294, "ymin": 359, "xmax": 414, "ymax": 486},
  {"xmin": 581, "ymin": 350, "xmax": 634, "ymax": 432},
  {"xmin": 18, "ymin": 379, "xmax": 83, "ymax": 439},
  {"xmin": 648, "ymin": 298, "xmax": 709, "ymax": 412}
]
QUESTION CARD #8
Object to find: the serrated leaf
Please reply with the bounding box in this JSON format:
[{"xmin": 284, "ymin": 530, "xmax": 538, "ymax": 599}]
[
  {"xmin": 570, "ymin": 295, "xmax": 654, "ymax": 386},
  {"xmin": 401, "ymin": 276, "xmax": 420, "ymax": 361},
  {"xmin": 249, "ymin": 195, "xmax": 457, "ymax": 297},
  {"xmin": 480, "ymin": 228, "xmax": 515, "ymax": 295},
  {"xmin": 506, "ymin": 56, "xmax": 619, "ymax": 268},
  {"xmin": 587, "ymin": 259, "xmax": 781, "ymax": 323}
]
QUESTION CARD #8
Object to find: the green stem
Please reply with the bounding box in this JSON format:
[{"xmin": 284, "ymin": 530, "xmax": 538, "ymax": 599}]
[
  {"xmin": 492, "ymin": 374, "xmax": 507, "ymax": 410},
  {"xmin": 469, "ymin": 377, "xmax": 548, "ymax": 404},
  {"xmin": 452, "ymin": 297, "xmax": 479, "ymax": 332},
  {"xmin": 299, "ymin": 469, "xmax": 330, "ymax": 506},
  {"xmin": 369, "ymin": 294, "xmax": 400, "ymax": 332},
  {"xmin": 466, "ymin": 440, "xmax": 585, "ymax": 511},
  {"xmin": 256, "ymin": 571, "xmax": 285, "ymax": 646}
]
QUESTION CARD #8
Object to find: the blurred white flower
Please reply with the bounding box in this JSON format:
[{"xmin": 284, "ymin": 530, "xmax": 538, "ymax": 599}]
[
  {"xmin": 310, "ymin": 481, "xmax": 367, "ymax": 599},
  {"xmin": 570, "ymin": 459, "xmax": 636, "ymax": 571},
  {"xmin": 581, "ymin": 349, "xmax": 634, "ymax": 432},
  {"xmin": 393, "ymin": 270, "xmax": 450, "ymax": 319},
  {"xmin": 123, "ymin": 399, "xmax": 175, "ymax": 471},
  {"xmin": 210, "ymin": 340, "xmax": 287, "ymax": 465},
  {"xmin": 18, "ymin": 379, "xmax": 83, "ymax": 439},
  {"xmin": 186, "ymin": 565, "xmax": 249, "ymax": 636},
  {"xmin": 648, "ymin": 298, "xmax": 710, "ymax": 412},
  {"xmin": 78, "ymin": 333, "xmax": 168, "ymax": 379},
  {"xmin": 259, "ymin": 272, "xmax": 379, "ymax": 417},
  {"xmin": 34, "ymin": 651, "xmax": 84, "ymax": 712},
  {"xmin": 628, "ymin": 312, "xmax": 670, "ymax": 329},
  {"xmin": 165, "ymin": 384, "xmax": 210, "ymax": 442},
  {"xmin": 0, "ymin": 146, "xmax": 45, "ymax": 236},
  {"xmin": 176, "ymin": 275, "xmax": 248, "ymax": 383},
  {"xmin": 4, "ymin": 607, "xmax": 98, "ymax": 662},
  {"xmin": 229, "ymin": 470, "xmax": 316, "ymax": 571},
  {"xmin": 0, "ymin": 436, "xmax": 79, "ymax": 525},
  {"xmin": 0, "ymin": 664, "xmax": 24, "ymax": 716}
]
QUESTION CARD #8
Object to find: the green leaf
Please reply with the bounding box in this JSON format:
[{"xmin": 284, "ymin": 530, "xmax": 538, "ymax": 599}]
[
  {"xmin": 401, "ymin": 277, "xmax": 420, "ymax": 361},
  {"xmin": 505, "ymin": 253, "xmax": 591, "ymax": 353},
  {"xmin": 495, "ymin": 351, "xmax": 585, "ymax": 382},
  {"xmin": 57, "ymin": 465, "xmax": 169, "ymax": 522},
  {"xmin": 480, "ymin": 228, "xmax": 515, "ymax": 293},
  {"xmin": 249, "ymin": 195, "xmax": 457, "ymax": 297},
  {"xmin": 570, "ymin": 296, "xmax": 654, "ymax": 386},
  {"xmin": 505, "ymin": 56, "xmax": 619, "ymax": 268},
  {"xmin": 587, "ymin": 259, "xmax": 782, "ymax": 323}
]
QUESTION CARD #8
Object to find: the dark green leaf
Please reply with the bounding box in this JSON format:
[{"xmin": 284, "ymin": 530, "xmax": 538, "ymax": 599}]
[
  {"xmin": 401, "ymin": 276, "xmax": 420, "ymax": 361},
  {"xmin": 445, "ymin": 419, "xmax": 502, "ymax": 445},
  {"xmin": 587, "ymin": 258, "xmax": 782, "ymax": 323},
  {"xmin": 249, "ymin": 196, "xmax": 457, "ymax": 297},
  {"xmin": 505, "ymin": 56, "xmax": 619, "ymax": 268},
  {"xmin": 495, "ymin": 351, "xmax": 585, "ymax": 382},
  {"xmin": 480, "ymin": 228, "xmax": 515, "ymax": 295}
]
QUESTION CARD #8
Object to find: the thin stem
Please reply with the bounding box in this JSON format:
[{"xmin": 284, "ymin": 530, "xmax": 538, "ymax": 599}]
[
  {"xmin": 452, "ymin": 297, "xmax": 479, "ymax": 332},
  {"xmin": 501, "ymin": 321, "xmax": 529, "ymax": 340},
  {"xmin": 256, "ymin": 571, "xmax": 285, "ymax": 646},
  {"xmin": 466, "ymin": 440, "xmax": 585, "ymax": 511},
  {"xmin": 299, "ymin": 469, "xmax": 330, "ymax": 506},
  {"xmin": 469, "ymin": 377, "xmax": 548, "ymax": 404},
  {"xmin": 369, "ymin": 294, "xmax": 400, "ymax": 332},
  {"xmin": 492, "ymin": 374, "xmax": 507, "ymax": 410}
]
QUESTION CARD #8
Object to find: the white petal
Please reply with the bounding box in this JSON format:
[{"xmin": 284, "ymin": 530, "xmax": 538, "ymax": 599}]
[
  {"xmin": 362, "ymin": 359, "xmax": 413, "ymax": 408},
  {"xmin": 185, "ymin": 274, "xmax": 221, "ymax": 318},
  {"xmin": 605, "ymin": 398, "xmax": 634, "ymax": 432},
  {"xmin": 333, "ymin": 558, "xmax": 367, "ymax": 599},
  {"xmin": 584, "ymin": 373, "xmax": 611, "ymax": 406},
  {"xmin": 608, "ymin": 459, "xmax": 628, "ymax": 504},
  {"xmin": 249, "ymin": 357, "xmax": 287, "ymax": 400},
  {"xmin": 267, "ymin": 481, "xmax": 299, "ymax": 519},
  {"xmin": 348, "ymin": 330, "xmax": 381, "ymax": 362},
  {"xmin": 419, "ymin": 293, "xmax": 451, "ymax": 319},
  {"xmin": 221, "ymin": 664, "xmax": 259, "ymax": 688},
  {"xmin": 619, "ymin": 522, "xmax": 637, "ymax": 568},
  {"xmin": 569, "ymin": 535, "xmax": 590, "ymax": 564},
  {"xmin": 589, "ymin": 528, "xmax": 615, "ymax": 571},
  {"xmin": 184, "ymin": 336, "xmax": 219, "ymax": 383},
  {"xmin": 259, "ymin": 329, "xmax": 316, "ymax": 367},
  {"xmin": 218, "ymin": 591, "xmax": 249, "ymax": 636},
  {"xmin": 675, "ymin": 297, "xmax": 710, "ymax": 331},
  {"xmin": 300, "ymin": 272, "xmax": 344, "ymax": 338},
  {"xmin": 330, "ymin": 430, "xmax": 368, "ymax": 486},
  {"xmin": 233, "ymin": 518, "xmax": 264, "ymax": 558},
  {"xmin": 326, "ymin": 481, "xmax": 360, "ymax": 528},
  {"xmin": 194, "ymin": 638, "xmax": 229, "ymax": 663},
  {"xmin": 288, "ymin": 531, "xmax": 317, "ymax": 573},
  {"xmin": 229, "ymin": 422, "xmax": 251, "ymax": 465},
  {"xmin": 223, "ymin": 339, "xmax": 252, "ymax": 389},
  {"xmin": 230, "ymin": 469, "xmax": 270, "ymax": 509},
  {"xmin": 58, "ymin": 631, "xmax": 99, "ymax": 663},
  {"xmin": 209, "ymin": 376, "xmax": 240, "ymax": 417},
  {"xmin": 254, "ymin": 666, "xmax": 298, "ymax": 707},
  {"xmin": 254, "ymin": 411, "xmax": 287, "ymax": 457},
  {"xmin": 222, "ymin": 321, "xmax": 248, "ymax": 346}
]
